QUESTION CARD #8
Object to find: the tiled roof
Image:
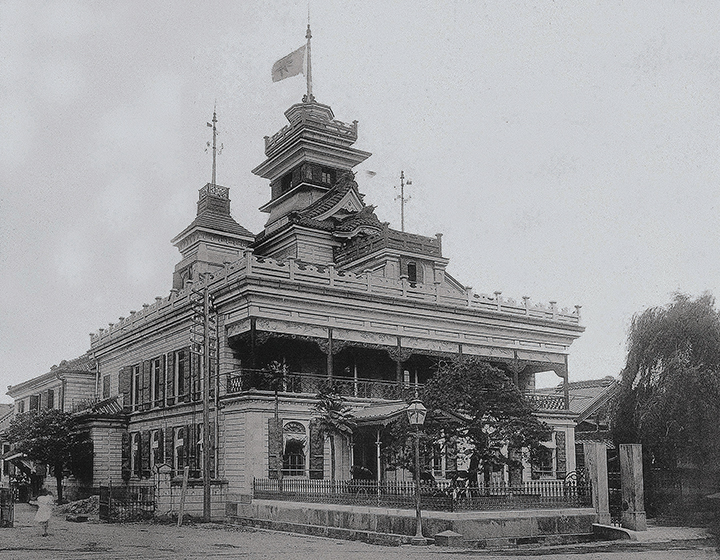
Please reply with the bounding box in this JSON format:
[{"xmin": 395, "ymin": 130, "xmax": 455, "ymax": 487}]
[
  {"xmin": 51, "ymin": 353, "xmax": 94, "ymax": 374},
  {"xmin": 334, "ymin": 205, "xmax": 383, "ymax": 233},
  {"xmin": 354, "ymin": 402, "xmax": 408, "ymax": 425},
  {"xmin": 538, "ymin": 376, "xmax": 618, "ymax": 417},
  {"xmin": 176, "ymin": 211, "xmax": 254, "ymax": 240},
  {"xmin": 74, "ymin": 396, "xmax": 124, "ymax": 417},
  {"xmin": 297, "ymin": 171, "xmax": 359, "ymax": 219}
]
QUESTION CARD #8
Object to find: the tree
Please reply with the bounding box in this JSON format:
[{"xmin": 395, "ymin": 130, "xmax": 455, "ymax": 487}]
[
  {"xmin": 5, "ymin": 409, "xmax": 91, "ymax": 502},
  {"xmin": 384, "ymin": 357, "xmax": 551, "ymax": 484},
  {"xmin": 313, "ymin": 387, "xmax": 356, "ymax": 481},
  {"xmin": 264, "ymin": 360, "xmax": 288, "ymax": 480},
  {"xmin": 612, "ymin": 292, "xmax": 720, "ymax": 472}
]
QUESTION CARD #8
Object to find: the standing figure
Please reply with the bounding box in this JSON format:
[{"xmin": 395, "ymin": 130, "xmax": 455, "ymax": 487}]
[{"xmin": 33, "ymin": 489, "xmax": 54, "ymax": 536}]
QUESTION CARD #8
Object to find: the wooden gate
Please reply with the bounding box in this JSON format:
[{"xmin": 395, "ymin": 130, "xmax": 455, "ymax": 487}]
[{"xmin": 0, "ymin": 488, "xmax": 14, "ymax": 528}]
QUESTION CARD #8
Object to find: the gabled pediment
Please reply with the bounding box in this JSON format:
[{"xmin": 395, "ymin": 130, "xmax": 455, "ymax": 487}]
[{"xmin": 314, "ymin": 188, "xmax": 364, "ymax": 221}]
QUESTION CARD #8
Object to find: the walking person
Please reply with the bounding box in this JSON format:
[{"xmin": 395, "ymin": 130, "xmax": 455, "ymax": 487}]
[{"xmin": 31, "ymin": 489, "xmax": 54, "ymax": 536}]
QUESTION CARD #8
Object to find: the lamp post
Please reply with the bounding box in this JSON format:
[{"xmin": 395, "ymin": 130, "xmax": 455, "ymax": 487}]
[{"xmin": 406, "ymin": 393, "xmax": 428, "ymax": 545}]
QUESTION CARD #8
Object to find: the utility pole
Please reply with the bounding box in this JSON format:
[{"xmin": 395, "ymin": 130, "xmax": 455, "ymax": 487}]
[
  {"xmin": 394, "ymin": 171, "xmax": 412, "ymax": 232},
  {"xmin": 190, "ymin": 276, "xmax": 217, "ymax": 522}
]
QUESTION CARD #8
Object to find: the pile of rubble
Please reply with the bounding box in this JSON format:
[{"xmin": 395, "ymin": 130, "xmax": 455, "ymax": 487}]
[{"xmin": 57, "ymin": 495, "xmax": 99, "ymax": 515}]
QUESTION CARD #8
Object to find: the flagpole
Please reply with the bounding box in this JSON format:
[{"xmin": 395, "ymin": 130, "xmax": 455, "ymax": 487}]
[
  {"xmin": 211, "ymin": 107, "xmax": 217, "ymax": 186},
  {"xmin": 305, "ymin": 24, "xmax": 314, "ymax": 102}
]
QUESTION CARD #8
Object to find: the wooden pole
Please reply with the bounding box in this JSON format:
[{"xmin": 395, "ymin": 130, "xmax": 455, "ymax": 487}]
[{"xmin": 177, "ymin": 465, "xmax": 190, "ymax": 527}]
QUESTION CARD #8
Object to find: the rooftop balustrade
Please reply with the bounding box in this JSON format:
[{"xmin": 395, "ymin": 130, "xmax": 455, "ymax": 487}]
[
  {"xmin": 264, "ymin": 117, "xmax": 358, "ymax": 156},
  {"xmin": 91, "ymin": 251, "xmax": 581, "ymax": 345},
  {"xmin": 334, "ymin": 228, "xmax": 443, "ymax": 266}
]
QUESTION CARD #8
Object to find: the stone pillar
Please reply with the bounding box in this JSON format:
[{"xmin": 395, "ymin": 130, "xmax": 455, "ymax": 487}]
[
  {"xmin": 155, "ymin": 464, "xmax": 173, "ymax": 515},
  {"xmin": 619, "ymin": 443, "xmax": 647, "ymax": 531},
  {"xmin": 583, "ymin": 442, "xmax": 610, "ymax": 524}
]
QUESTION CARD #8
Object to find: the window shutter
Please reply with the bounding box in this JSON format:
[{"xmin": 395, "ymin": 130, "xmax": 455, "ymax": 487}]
[
  {"xmin": 118, "ymin": 367, "xmax": 132, "ymax": 410},
  {"xmin": 40, "ymin": 391, "xmax": 47, "ymax": 410},
  {"xmin": 142, "ymin": 361, "xmax": 151, "ymax": 409},
  {"xmin": 164, "ymin": 428, "xmax": 175, "ymax": 474},
  {"xmin": 102, "ymin": 375, "xmax": 110, "ymax": 399},
  {"xmin": 186, "ymin": 423, "xmax": 195, "ymax": 473},
  {"xmin": 157, "ymin": 355, "xmax": 166, "ymax": 405},
  {"xmin": 154, "ymin": 428, "xmax": 164, "ymax": 467},
  {"xmin": 166, "ymin": 352, "xmax": 175, "ymax": 404},
  {"xmin": 121, "ymin": 432, "xmax": 131, "ymax": 481},
  {"xmin": 267, "ymin": 417, "xmax": 282, "ymax": 479},
  {"xmin": 182, "ymin": 348, "xmax": 191, "ymax": 402},
  {"xmin": 309, "ymin": 419, "xmax": 324, "ymax": 479},
  {"xmin": 29, "ymin": 394, "xmax": 39, "ymax": 411},
  {"xmin": 191, "ymin": 352, "xmax": 200, "ymax": 401},
  {"xmin": 140, "ymin": 431, "xmax": 150, "ymax": 478}
]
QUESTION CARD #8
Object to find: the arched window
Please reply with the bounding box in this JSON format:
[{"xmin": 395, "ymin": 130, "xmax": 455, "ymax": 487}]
[{"xmin": 283, "ymin": 421, "xmax": 307, "ymax": 477}]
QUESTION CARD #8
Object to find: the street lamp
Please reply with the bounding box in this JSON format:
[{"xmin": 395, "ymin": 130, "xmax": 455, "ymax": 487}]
[{"xmin": 406, "ymin": 393, "xmax": 428, "ymax": 545}]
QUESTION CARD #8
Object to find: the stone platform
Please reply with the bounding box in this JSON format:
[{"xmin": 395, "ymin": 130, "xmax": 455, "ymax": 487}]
[{"xmin": 225, "ymin": 498, "xmax": 597, "ymax": 548}]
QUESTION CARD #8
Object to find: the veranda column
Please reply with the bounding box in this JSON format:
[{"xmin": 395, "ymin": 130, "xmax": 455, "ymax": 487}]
[
  {"xmin": 619, "ymin": 443, "xmax": 647, "ymax": 531},
  {"xmin": 583, "ymin": 442, "xmax": 610, "ymax": 524}
]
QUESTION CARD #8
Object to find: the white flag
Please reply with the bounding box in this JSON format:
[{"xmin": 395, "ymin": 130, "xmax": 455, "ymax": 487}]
[{"xmin": 271, "ymin": 45, "xmax": 306, "ymax": 82}]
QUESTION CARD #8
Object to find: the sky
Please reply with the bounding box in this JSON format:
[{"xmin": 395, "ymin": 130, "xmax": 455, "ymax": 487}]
[{"xmin": 2, "ymin": 1, "xmax": 720, "ymax": 402}]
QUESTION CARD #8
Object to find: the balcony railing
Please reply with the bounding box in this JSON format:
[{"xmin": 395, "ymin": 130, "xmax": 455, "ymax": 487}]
[
  {"xmin": 253, "ymin": 476, "xmax": 591, "ymax": 511},
  {"xmin": 226, "ymin": 369, "xmax": 417, "ymax": 401},
  {"xmin": 226, "ymin": 370, "xmax": 569, "ymax": 410}
]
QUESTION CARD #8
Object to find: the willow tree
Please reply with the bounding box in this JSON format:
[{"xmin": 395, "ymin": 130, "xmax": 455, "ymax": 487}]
[{"xmin": 613, "ymin": 292, "xmax": 720, "ymax": 472}]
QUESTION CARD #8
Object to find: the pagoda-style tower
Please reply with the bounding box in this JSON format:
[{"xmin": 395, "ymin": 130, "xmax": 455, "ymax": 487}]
[
  {"xmin": 253, "ymin": 101, "xmax": 371, "ymax": 226},
  {"xmin": 171, "ymin": 183, "xmax": 254, "ymax": 290}
]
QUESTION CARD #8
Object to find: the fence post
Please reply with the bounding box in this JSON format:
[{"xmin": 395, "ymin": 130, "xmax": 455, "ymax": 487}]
[
  {"xmin": 584, "ymin": 442, "xmax": 611, "ymax": 524},
  {"xmin": 619, "ymin": 444, "xmax": 647, "ymax": 531},
  {"xmin": 177, "ymin": 466, "xmax": 190, "ymax": 527},
  {"xmin": 155, "ymin": 464, "xmax": 173, "ymax": 516}
]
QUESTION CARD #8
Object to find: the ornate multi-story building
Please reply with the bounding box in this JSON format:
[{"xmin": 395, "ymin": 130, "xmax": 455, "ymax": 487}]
[{"xmin": 6, "ymin": 94, "xmax": 584, "ymax": 509}]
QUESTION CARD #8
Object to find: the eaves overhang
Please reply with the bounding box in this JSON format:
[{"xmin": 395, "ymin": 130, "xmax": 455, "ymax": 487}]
[{"xmin": 252, "ymin": 138, "xmax": 371, "ymax": 180}]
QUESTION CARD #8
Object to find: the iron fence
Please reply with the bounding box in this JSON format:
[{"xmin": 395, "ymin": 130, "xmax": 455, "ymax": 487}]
[
  {"xmin": 0, "ymin": 488, "xmax": 13, "ymax": 528},
  {"xmin": 253, "ymin": 475, "xmax": 591, "ymax": 512},
  {"xmin": 99, "ymin": 484, "xmax": 155, "ymax": 522}
]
